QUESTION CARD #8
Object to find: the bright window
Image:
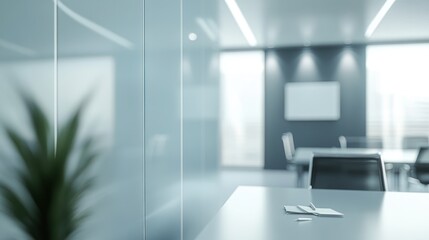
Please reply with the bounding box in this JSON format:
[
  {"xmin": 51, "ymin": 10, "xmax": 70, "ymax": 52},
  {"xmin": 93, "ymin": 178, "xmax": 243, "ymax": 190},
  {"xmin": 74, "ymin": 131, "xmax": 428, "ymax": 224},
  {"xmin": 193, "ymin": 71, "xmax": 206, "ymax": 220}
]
[
  {"xmin": 220, "ymin": 51, "xmax": 264, "ymax": 167},
  {"xmin": 367, "ymin": 44, "xmax": 429, "ymax": 148}
]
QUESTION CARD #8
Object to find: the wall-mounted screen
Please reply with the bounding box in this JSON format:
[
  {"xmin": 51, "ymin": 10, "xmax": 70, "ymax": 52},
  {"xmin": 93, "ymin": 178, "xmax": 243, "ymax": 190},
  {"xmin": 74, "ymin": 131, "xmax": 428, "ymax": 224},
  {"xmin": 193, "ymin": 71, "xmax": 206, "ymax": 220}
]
[{"xmin": 285, "ymin": 81, "xmax": 340, "ymax": 121}]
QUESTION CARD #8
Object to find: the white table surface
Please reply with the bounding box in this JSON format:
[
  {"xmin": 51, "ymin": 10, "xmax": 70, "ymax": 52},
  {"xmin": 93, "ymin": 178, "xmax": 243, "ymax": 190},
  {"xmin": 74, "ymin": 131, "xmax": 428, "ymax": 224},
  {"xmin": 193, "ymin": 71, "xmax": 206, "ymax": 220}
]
[
  {"xmin": 293, "ymin": 147, "xmax": 418, "ymax": 165},
  {"xmin": 196, "ymin": 186, "xmax": 429, "ymax": 240}
]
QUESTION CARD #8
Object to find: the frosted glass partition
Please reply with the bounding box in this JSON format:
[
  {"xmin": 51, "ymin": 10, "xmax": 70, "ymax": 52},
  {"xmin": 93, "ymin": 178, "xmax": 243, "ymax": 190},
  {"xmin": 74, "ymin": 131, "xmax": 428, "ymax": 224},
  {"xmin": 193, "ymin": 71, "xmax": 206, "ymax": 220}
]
[
  {"xmin": 0, "ymin": 1, "xmax": 55, "ymax": 238},
  {"xmin": 0, "ymin": 1, "xmax": 223, "ymax": 239},
  {"xmin": 144, "ymin": 0, "xmax": 182, "ymax": 239},
  {"xmin": 57, "ymin": 0, "xmax": 144, "ymax": 239},
  {"xmin": 183, "ymin": 0, "xmax": 221, "ymax": 238}
]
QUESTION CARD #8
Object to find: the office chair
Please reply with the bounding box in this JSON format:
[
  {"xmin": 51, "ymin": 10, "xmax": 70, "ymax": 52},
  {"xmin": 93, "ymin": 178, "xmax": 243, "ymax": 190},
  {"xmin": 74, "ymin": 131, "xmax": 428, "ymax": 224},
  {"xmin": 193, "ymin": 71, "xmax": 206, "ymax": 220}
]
[
  {"xmin": 282, "ymin": 132, "xmax": 307, "ymax": 187},
  {"xmin": 402, "ymin": 139, "xmax": 429, "ymax": 190},
  {"xmin": 282, "ymin": 132, "xmax": 295, "ymax": 163},
  {"xmin": 309, "ymin": 153, "xmax": 387, "ymax": 191},
  {"xmin": 338, "ymin": 136, "xmax": 383, "ymax": 149},
  {"xmin": 338, "ymin": 136, "xmax": 347, "ymax": 148},
  {"xmin": 412, "ymin": 147, "xmax": 429, "ymax": 186}
]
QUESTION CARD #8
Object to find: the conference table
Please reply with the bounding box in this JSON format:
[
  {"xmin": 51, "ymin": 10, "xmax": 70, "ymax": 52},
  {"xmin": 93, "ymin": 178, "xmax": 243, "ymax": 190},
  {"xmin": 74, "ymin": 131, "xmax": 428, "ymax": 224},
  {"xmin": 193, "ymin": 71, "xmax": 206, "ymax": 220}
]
[
  {"xmin": 292, "ymin": 148, "xmax": 418, "ymax": 190},
  {"xmin": 196, "ymin": 186, "xmax": 429, "ymax": 240}
]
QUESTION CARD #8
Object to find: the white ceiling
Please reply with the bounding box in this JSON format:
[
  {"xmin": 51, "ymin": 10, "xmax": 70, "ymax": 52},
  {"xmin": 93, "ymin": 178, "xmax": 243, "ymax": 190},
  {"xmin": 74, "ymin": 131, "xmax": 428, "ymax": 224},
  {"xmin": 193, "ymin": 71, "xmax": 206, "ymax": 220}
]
[
  {"xmin": 1, "ymin": 0, "xmax": 428, "ymax": 59},
  {"xmin": 219, "ymin": 0, "xmax": 429, "ymax": 49}
]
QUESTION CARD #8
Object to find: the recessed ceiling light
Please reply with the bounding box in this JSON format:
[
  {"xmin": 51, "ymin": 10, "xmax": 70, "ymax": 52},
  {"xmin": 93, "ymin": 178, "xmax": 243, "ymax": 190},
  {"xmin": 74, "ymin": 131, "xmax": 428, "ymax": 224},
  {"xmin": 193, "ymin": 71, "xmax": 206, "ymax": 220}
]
[
  {"xmin": 225, "ymin": 0, "xmax": 257, "ymax": 47},
  {"xmin": 365, "ymin": 0, "xmax": 396, "ymax": 38},
  {"xmin": 188, "ymin": 33, "xmax": 198, "ymax": 41}
]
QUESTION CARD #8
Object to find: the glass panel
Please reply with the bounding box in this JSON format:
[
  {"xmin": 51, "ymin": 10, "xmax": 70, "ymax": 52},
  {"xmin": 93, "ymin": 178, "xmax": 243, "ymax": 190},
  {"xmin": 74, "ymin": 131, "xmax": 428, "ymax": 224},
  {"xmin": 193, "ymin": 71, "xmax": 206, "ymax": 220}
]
[
  {"xmin": 57, "ymin": 0, "xmax": 144, "ymax": 239},
  {"xmin": 183, "ymin": 0, "xmax": 221, "ymax": 239},
  {"xmin": 144, "ymin": 0, "xmax": 182, "ymax": 239},
  {"xmin": 0, "ymin": 0, "xmax": 55, "ymax": 238}
]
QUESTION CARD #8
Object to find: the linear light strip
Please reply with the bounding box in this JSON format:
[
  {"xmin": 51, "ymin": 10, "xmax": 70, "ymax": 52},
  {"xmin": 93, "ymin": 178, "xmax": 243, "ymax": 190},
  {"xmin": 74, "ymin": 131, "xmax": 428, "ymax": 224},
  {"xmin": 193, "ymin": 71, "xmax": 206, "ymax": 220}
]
[
  {"xmin": 0, "ymin": 38, "xmax": 36, "ymax": 56},
  {"xmin": 225, "ymin": 0, "xmax": 257, "ymax": 46},
  {"xmin": 56, "ymin": 0, "xmax": 134, "ymax": 49},
  {"xmin": 365, "ymin": 0, "xmax": 396, "ymax": 38}
]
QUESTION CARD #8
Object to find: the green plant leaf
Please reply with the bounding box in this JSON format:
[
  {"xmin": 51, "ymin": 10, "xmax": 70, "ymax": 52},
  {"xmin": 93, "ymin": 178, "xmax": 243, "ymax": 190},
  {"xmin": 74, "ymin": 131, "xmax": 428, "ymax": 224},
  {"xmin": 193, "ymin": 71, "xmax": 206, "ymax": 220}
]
[
  {"xmin": 0, "ymin": 93, "xmax": 98, "ymax": 240},
  {"xmin": 70, "ymin": 139, "xmax": 98, "ymax": 183},
  {"xmin": 5, "ymin": 128, "xmax": 37, "ymax": 172},
  {"xmin": 55, "ymin": 108, "xmax": 81, "ymax": 180},
  {"xmin": 0, "ymin": 182, "xmax": 38, "ymax": 239},
  {"xmin": 23, "ymin": 95, "xmax": 52, "ymax": 158}
]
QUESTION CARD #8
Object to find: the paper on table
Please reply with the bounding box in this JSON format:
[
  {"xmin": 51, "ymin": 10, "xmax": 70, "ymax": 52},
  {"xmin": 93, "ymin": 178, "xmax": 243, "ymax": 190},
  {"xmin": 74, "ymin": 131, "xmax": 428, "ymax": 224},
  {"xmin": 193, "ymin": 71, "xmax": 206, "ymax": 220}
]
[
  {"xmin": 284, "ymin": 206, "xmax": 307, "ymax": 214},
  {"xmin": 315, "ymin": 208, "xmax": 344, "ymax": 217},
  {"xmin": 297, "ymin": 205, "xmax": 344, "ymax": 217}
]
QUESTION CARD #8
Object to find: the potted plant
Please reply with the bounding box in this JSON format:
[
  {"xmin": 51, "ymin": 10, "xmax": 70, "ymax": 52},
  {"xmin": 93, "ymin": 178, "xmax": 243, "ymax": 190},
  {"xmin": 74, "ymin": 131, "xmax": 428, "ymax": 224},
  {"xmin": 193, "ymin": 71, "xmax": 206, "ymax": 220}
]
[{"xmin": 0, "ymin": 94, "xmax": 98, "ymax": 240}]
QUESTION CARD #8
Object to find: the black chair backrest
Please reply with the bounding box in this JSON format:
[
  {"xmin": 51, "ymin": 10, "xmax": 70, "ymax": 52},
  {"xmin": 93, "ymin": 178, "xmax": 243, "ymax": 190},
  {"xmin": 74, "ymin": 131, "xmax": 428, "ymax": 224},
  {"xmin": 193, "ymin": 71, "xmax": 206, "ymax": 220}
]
[
  {"xmin": 310, "ymin": 153, "xmax": 387, "ymax": 191},
  {"xmin": 415, "ymin": 147, "xmax": 429, "ymax": 185}
]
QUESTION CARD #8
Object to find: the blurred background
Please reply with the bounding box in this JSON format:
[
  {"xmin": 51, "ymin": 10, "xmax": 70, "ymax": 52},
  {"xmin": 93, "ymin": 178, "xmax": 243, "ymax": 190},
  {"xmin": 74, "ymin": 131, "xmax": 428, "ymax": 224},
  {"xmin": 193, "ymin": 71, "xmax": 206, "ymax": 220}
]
[{"xmin": 1, "ymin": 0, "xmax": 429, "ymax": 239}]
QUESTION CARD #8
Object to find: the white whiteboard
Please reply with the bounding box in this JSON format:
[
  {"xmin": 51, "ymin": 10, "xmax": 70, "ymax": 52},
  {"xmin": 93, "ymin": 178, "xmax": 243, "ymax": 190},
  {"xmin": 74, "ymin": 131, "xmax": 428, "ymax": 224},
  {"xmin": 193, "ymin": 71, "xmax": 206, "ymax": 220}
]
[{"xmin": 285, "ymin": 82, "xmax": 340, "ymax": 121}]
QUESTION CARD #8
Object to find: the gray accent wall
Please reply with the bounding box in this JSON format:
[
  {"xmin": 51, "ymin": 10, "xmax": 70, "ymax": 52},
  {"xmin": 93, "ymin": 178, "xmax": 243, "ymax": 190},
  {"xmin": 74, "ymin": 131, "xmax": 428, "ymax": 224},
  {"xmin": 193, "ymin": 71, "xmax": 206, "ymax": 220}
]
[{"xmin": 264, "ymin": 45, "xmax": 367, "ymax": 169}]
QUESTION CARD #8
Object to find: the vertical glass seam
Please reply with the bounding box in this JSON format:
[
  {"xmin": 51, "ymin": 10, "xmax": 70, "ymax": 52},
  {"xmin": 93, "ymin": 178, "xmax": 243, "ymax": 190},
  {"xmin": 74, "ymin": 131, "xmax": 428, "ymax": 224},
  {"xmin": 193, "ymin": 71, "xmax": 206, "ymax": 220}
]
[
  {"xmin": 54, "ymin": 0, "xmax": 58, "ymax": 153},
  {"xmin": 180, "ymin": 0, "xmax": 184, "ymax": 239},
  {"xmin": 142, "ymin": 0, "xmax": 146, "ymax": 239}
]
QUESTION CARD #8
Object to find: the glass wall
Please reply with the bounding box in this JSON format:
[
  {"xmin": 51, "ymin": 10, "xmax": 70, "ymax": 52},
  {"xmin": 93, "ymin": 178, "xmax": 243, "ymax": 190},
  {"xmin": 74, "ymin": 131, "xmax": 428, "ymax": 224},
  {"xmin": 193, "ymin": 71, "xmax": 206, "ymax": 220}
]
[
  {"xmin": 183, "ymin": 0, "xmax": 221, "ymax": 239},
  {"xmin": 0, "ymin": 0, "xmax": 55, "ymax": 238},
  {"xmin": 57, "ymin": 0, "xmax": 144, "ymax": 239},
  {"xmin": 144, "ymin": 0, "xmax": 182, "ymax": 239},
  {"xmin": 0, "ymin": 0, "xmax": 145, "ymax": 239},
  {"xmin": 2, "ymin": 1, "xmax": 221, "ymax": 239}
]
